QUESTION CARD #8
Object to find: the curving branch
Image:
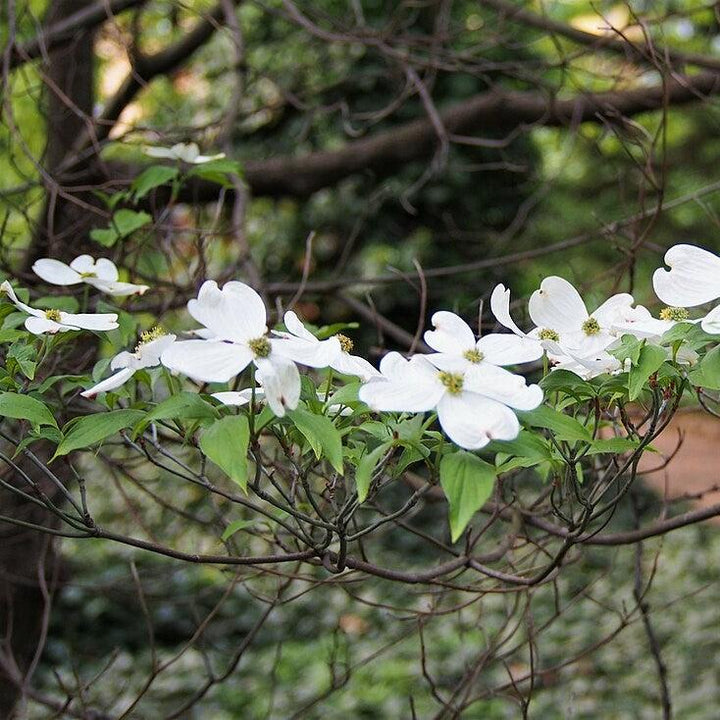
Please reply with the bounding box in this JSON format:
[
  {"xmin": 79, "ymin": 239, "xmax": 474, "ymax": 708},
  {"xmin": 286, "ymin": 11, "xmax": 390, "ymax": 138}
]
[
  {"xmin": 4, "ymin": 0, "xmax": 147, "ymax": 70},
  {"xmin": 94, "ymin": 0, "xmax": 244, "ymax": 144},
  {"xmin": 178, "ymin": 69, "xmax": 720, "ymax": 200},
  {"xmin": 478, "ymin": 0, "xmax": 720, "ymax": 73}
]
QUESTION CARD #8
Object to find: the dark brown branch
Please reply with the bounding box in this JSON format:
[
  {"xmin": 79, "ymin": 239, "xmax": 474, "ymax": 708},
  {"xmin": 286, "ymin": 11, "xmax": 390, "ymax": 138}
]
[
  {"xmin": 5, "ymin": 0, "xmax": 147, "ymax": 70},
  {"xmin": 517, "ymin": 500, "xmax": 720, "ymax": 546},
  {"xmin": 94, "ymin": 0, "xmax": 243, "ymax": 143},
  {"xmin": 478, "ymin": 0, "xmax": 720, "ymax": 73},
  {"xmin": 181, "ymin": 70, "xmax": 720, "ymax": 200}
]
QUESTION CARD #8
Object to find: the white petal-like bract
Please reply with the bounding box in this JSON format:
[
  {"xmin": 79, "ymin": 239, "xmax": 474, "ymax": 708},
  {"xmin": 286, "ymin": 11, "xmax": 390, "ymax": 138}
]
[
  {"xmin": 653, "ymin": 244, "xmax": 720, "ymax": 307},
  {"xmin": 161, "ymin": 339, "xmax": 254, "ymax": 383}
]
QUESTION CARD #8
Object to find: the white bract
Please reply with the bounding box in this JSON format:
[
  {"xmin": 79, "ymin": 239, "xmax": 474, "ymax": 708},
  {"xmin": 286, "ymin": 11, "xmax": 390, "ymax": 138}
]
[
  {"xmin": 32, "ymin": 255, "xmax": 149, "ymax": 296},
  {"xmin": 609, "ymin": 304, "xmax": 678, "ymax": 340},
  {"xmin": 272, "ymin": 311, "xmax": 380, "ymax": 380},
  {"xmin": 0, "ymin": 281, "xmax": 119, "ymax": 335},
  {"xmin": 359, "ymin": 352, "xmax": 542, "ymax": 450},
  {"xmin": 424, "ymin": 310, "xmax": 543, "ymax": 376},
  {"xmin": 527, "ymin": 276, "xmax": 634, "ymax": 357},
  {"xmin": 82, "ymin": 330, "xmax": 176, "ymax": 398},
  {"xmin": 144, "ymin": 143, "xmax": 225, "ymax": 164},
  {"xmin": 653, "ymin": 244, "xmax": 720, "ymax": 334},
  {"xmin": 213, "ymin": 388, "xmax": 353, "ymax": 416},
  {"xmin": 492, "ymin": 281, "xmax": 635, "ymax": 378},
  {"xmin": 160, "ymin": 281, "xmax": 300, "ymax": 417}
]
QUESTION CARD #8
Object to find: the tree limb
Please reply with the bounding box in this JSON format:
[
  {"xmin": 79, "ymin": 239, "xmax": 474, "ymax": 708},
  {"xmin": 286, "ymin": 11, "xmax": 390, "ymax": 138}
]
[
  {"xmin": 94, "ymin": 0, "xmax": 243, "ymax": 143},
  {"xmin": 179, "ymin": 70, "xmax": 720, "ymax": 200},
  {"xmin": 5, "ymin": 0, "xmax": 147, "ymax": 70},
  {"xmin": 478, "ymin": 0, "xmax": 720, "ymax": 73}
]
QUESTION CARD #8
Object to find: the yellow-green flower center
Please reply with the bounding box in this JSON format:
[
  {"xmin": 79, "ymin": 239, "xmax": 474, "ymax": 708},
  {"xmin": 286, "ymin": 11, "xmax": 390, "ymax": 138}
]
[
  {"xmin": 582, "ymin": 317, "xmax": 601, "ymax": 336},
  {"xmin": 79, "ymin": 271, "xmax": 96, "ymax": 278},
  {"xmin": 438, "ymin": 371, "xmax": 464, "ymax": 395},
  {"xmin": 136, "ymin": 325, "xmax": 166, "ymax": 351},
  {"xmin": 44, "ymin": 309, "xmax": 62, "ymax": 322},
  {"xmin": 463, "ymin": 349, "xmax": 484, "ymax": 364},
  {"xmin": 659, "ymin": 306, "xmax": 689, "ymax": 322},
  {"xmin": 249, "ymin": 336, "xmax": 271, "ymax": 358},
  {"xmin": 335, "ymin": 333, "xmax": 354, "ymax": 353},
  {"xmin": 538, "ymin": 328, "xmax": 560, "ymax": 342}
]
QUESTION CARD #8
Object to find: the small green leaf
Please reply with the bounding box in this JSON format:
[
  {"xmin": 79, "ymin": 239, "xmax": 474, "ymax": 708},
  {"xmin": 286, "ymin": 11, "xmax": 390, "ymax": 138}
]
[
  {"xmin": 610, "ymin": 334, "xmax": 644, "ymax": 365},
  {"xmin": 136, "ymin": 392, "xmax": 218, "ymax": 434},
  {"xmin": 55, "ymin": 409, "xmax": 145, "ymax": 457},
  {"xmin": 440, "ymin": 451, "xmax": 496, "ymax": 543},
  {"xmin": 315, "ymin": 321, "xmax": 360, "ymax": 340},
  {"xmin": 132, "ymin": 166, "xmax": 179, "ymax": 200},
  {"xmin": 658, "ymin": 322, "xmax": 694, "ymax": 345},
  {"xmin": 628, "ymin": 344, "xmax": 667, "ymax": 400},
  {"xmin": 7, "ymin": 344, "xmax": 36, "ymax": 380},
  {"xmin": 540, "ymin": 370, "xmax": 595, "ymax": 398},
  {"xmin": 325, "ymin": 382, "xmax": 361, "ymax": 408},
  {"xmin": 90, "ymin": 209, "xmax": 152, "ymax": 247},
  {"xmin": 355, "ymin": 441, "xmax": 391, "ymax": 502},
  {"xmin": 518, "ymin": 405, "xmax": 592, "ymax": 443},
  {"xmin": 221, "ymin": 519, "xmax": 255, "ymax": 542},
  {"xmin": 288, "ymin": 407, "xmax": 344, "ymax": 475},
  {"xmin": 200, "ymin": 415, "xmax": 250, "ymax": 491},
  {"xmin": 0, "ymin": 392, "xmax": 57, "ymax": 427},
  {"xmin": 689, "ymin": 345, "xmax": 720, "ymax": 390},
  {"xmin": 585, "ymin": 437, "xmax": 640, "ymax": 455}
]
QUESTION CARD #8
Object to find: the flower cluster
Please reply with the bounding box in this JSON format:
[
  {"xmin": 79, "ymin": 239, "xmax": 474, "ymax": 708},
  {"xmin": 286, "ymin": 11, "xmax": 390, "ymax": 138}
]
[
  {"xmin": 3, "ymin": 243, "xmax": 720, "ymax": 451},
  {"xmin": 491, "ymin": 244, "xmax": 720, "ymax": 380}
]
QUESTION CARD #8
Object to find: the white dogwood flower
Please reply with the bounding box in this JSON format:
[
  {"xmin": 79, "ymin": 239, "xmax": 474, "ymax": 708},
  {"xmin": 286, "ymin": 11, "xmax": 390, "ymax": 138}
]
[
  {"xmin": 144, "ymin": 143, "xmax": 225, "ymax": 164},
  {"xmin": 424, "ymin": 310, "xmax": 543, "ymax": 377},
  {"xmin": 32, "ymin": 255, "xmax": 149, "ymax": 296},
  {"xmin": 160, "ymin": 280, "xmax": 300, "ymax": 417},
  {"xmin": 653, "ymin": 244, "xmax": 720, "ymax": 335},
  {"xmin": 527, "ymin": 276, "xmax": 635, "ymax": 358},
  {"xmin": 359, "ymin": 352, "xmax": 542, "ymax": 450},
  {"xmin": 82, "ymin": 329, "xmax": 176, "ymax": 398},
  {"xmin": 0, "ymin": 281, "xmax": 118, "ymax": 335},
  {"xmin": 272, "ymin": 311, "xmax": 380, "ymax": 380},
  {"xmin": 609, "ymin": 303, "xmax": 697, "ymax": 340}
]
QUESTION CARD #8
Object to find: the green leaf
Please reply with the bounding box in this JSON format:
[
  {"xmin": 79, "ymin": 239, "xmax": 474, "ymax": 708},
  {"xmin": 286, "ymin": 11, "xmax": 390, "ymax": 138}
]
[
  {"xmin": 585, "ymin": 437, "xmax": 640, "ymax": 455},
  {"xmin": 628, "ymin": 344, "xmax": 667, "ymax": 400},
  {"xmin": 13, "ymin": 425, "xmax": 63, "ymax": 456},
  {"xmin": 440, "ymin": 451, "xmax": 496, "ymax": 543},
  {"xmin": 689, "ymin": 345, "xmax": 720, "ymax": 390},
  {"xmin": 288, "ymin": 407, "xmax": 344, "ymax": 475},
  {"xmin": 200, "ymin": 415, "xmax": 250, "ymax": 491},
  {"xmin": 487, "ymin": 430, "xmax": 553, "ymax": 470},
  {"xmin": 221, "ymin": 518, "xmax": 255, "ymax": 542},
  {"xmin": 132, "ymin": 166, "xmax": 179, "ymax": 200},
  {"xmin": 658, "ymin": 322, "xmax": 694, "ymax": 345},
  {"xmin": 315, "ymin": 321, "xmax": 359, "ymax": 340},
  {"xmin": 540, "ymin": 369, "xmax": 595, "ymax": 398},
  {"xmin": 90, "ymin": 209, "xmax": 152, "ymax": 247},
  {"xmin": 55, "ymin": 409, "xmax": 145, "ymax": 457},
  {"xmin": 355, "ymin": 441, "xmax": 391, "ymax": 502},
  {"xmin": 610, "ymin": 334, "xmax": 644, "ymax": 365},
  {"xmin": 0, "ymin": 392, "xmax": 57, "ymax": 427},
  {"xmin": 518, "ymin": 405, "xmax": 592, "ymax": 443},
  {"xmin": 325, "ymin": 381, "xmax": 361, "ymax": 408},
  {"xmin": 7, "ymin": 343, "xmax": 36, "ymax": 380},
  {"xmin": 136, "ymin": 392, "xmax": 218, "ymax": 433},
  {"xmin": 0, "ymin": 329, "xmax": 25, "ymax": 343}
]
